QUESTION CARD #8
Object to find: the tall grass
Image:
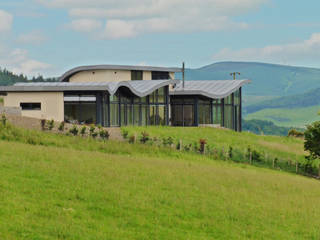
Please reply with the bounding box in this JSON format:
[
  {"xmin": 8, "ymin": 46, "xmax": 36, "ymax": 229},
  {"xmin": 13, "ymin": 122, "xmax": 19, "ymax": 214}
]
[
  {"xmin": 122, "ymin": 126, "xmax": 316, "ymax": 175},
  {"xmin": 1, "ymin": 138, "xmax": 320, "ymax": 239}
]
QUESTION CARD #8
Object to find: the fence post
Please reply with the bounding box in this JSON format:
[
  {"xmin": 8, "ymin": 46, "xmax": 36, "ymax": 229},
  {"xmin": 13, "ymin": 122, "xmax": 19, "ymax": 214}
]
[
  {"xmin": 179, "ymin": 139, "xmax": 182, "ymax": 151},
  {"xmin": 296, "ymin": 161, "xmax": 298, "ymax": 174},
  {"xmin": 134, "ymin": 133, "xmax": 137, "ymax": 143}
]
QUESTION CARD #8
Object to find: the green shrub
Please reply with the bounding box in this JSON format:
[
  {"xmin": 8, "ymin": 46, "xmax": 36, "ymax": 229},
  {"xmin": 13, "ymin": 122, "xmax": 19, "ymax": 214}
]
[
  {"xmin": 89, "ymin": 125, "xmax": 96, "ymax": 136},
  {"xmin": 1, "ymin": 114, "xmax": 6, "ymax": 126},
  {"xmin": 58, "ymin": 122, "xmax": 65, "ymax": 131},
  {"xmin": 91, "ymin": 132, "xmax": 98, "ymax": 138},
  {"xmin": 47, "ymin": 120, "xmax": 55, "ymax": 131},
  {"xmin": 162, "ymin": 137, "xmax": 174, "ymax": 147},
  {"xmin": 99, "ymin": 129, "xmax": 109, "ymax": 140},
  {"xmin": 80, "ymin": 126, "xmax": 87, "ymax": 136},
  {"xmin": 304, "ymin": 121, "xmax": 320, "ymax": 159},
  {"xmin": 69, "ymin": 125, "xmax": 78, "ymax": 136},
  {"xmin": 288, "ymin": 129, "xmax": 304, "ymax": 138},
  {"xmin": 228, "ymin": 146, "xmax": 233, "ymax": 159},
  {"xmin": 121, "ymin": 129, "xmax": 129, "ymax": 139},
  {"xmin": 140, "ymin": 131, "xmax": 149, "ymax": 144}
]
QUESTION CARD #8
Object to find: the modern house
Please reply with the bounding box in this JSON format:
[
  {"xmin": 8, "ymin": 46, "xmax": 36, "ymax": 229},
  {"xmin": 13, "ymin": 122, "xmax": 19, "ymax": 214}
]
[{"xmin": 0, "ymin": 65, "xmax": 250, "ymax": 131}]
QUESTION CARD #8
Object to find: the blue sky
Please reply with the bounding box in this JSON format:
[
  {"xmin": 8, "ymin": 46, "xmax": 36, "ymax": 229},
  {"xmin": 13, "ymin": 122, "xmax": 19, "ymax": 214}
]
[{"xmin": 0, "ymin": 0, "xmax": 320, "ymax": 77}]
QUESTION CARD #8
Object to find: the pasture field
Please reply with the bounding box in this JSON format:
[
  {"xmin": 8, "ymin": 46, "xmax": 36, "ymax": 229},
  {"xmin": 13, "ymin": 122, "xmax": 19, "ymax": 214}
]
[{"xmin": 0, "ymin": 124, "xmax": 319, "ymax": 239}]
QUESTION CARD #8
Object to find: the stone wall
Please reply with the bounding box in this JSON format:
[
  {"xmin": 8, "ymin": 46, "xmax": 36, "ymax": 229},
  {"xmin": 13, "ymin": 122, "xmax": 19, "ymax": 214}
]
[{"xmin": 0, "ymin": 106, "xmax": 21, "ymax": 116}]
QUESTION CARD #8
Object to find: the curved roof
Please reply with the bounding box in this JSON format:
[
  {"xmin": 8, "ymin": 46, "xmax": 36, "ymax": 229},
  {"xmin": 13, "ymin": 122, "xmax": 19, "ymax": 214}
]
[
  {"xmin": 170, "ymin": 80, "xmax": 250, "ymax": 99},
  {"xmin": 59, "ymin": 64, "xmax": 182, "ymax": 82},
  {"xmin": 1, "ymin": 80, "xmax": 177, "ymax": 97}
]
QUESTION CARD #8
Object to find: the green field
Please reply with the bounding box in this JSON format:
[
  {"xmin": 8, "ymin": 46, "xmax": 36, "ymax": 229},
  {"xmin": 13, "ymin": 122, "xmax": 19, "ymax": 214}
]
[
  {"xmin": 245, "ymin": 105, "xmax": 320, "ymax": 128},
  {"xmin": 122, "ymin": 126, "xmax": 305, "ymax": 164},
  {"xmin": 1, "ymin": 124, "xmax": 320, "ymax": 239}
]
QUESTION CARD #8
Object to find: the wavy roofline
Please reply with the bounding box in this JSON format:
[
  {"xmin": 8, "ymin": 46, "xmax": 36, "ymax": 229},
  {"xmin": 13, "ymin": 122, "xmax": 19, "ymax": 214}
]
[{"xmin": 59, "ymin": 65, "xmax": 182, "ymax": 82}]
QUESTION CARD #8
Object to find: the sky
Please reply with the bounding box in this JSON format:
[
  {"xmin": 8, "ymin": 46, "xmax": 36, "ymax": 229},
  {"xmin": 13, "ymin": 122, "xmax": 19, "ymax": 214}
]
[{"xmin": 0, "ymin": 0, "xmax": 320, "ymax": 77}]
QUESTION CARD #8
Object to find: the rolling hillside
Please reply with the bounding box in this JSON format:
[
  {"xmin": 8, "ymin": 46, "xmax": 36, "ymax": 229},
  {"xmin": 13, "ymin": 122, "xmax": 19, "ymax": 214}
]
[
  {"xmin": 181, "ymin": 62, "xmax": 320, "ymax": 98},
  {"xmin": 1, "ymin": 123, "xmax": 320, "ymax": 239},
  {"xmin": 245, "ymin": 87, "xmax": 320, "ymax": 114},
  {"xmin": 177, "ymin": 61, "xmax": 320, "ymax": 129}
]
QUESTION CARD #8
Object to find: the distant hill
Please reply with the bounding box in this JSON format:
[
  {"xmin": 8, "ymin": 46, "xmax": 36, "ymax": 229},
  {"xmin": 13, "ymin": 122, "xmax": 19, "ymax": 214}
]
[
  {"xmin": 245, "ymin": 87, "xmax": 320, "ymax": 114},
  {"xmin": 0, "ymin": 67, "xmax": 57, "ymax": 86},
  {"xmin": 180, "ymin": 61, "xmax": 320, "ymax": 97}
]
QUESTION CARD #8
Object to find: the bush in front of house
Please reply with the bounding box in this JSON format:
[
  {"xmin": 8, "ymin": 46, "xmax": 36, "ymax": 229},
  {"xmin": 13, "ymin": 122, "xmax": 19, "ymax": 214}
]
[
  {"xmin": 58, "ymin": 122, "xmax": 65, "ymax": 132},
  {"xmin": 99, "ymin": 129, "xmax": 109, "ymax": 141},
  {"xmin": 47, "ymin": 120, "xmax": 55, "ymax": 131},
  {"xmin": 69, "ymin": 125, "xmax": 78, "ymax": 136}
]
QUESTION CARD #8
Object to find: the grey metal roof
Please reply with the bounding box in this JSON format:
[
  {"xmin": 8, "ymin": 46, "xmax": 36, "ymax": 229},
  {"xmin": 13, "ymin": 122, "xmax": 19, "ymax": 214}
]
[
  {"xmin": 59, "ymin": 64, "xmax": 182, "ymax": 82},
  {"xmin": 0, "ymin": 80, "xmax": 178, "ymax": 97},
  {"xmin": 170, "ymin": 80, "xmax": 251, "ymax": 99}
]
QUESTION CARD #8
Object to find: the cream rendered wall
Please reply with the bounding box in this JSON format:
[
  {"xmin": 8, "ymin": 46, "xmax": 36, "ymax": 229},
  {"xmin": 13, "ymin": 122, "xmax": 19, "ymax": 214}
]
[
  {"xmin": 4, "ymin": 92, "xmax": 64, "ymax": 122},
  {"xmin": 69, "ymin": 70, "xmax": 176, "ymax": 82},
  {"xmin": 169, "ymin": 72, "xmax": 175, "ymax": 80},
  {"xmin": 69, "ymin": 69, "xmax": 131, "ymax": 82},
  {"xmin": 143, "ymin": 71, "xmax": 152, "ymax": 80}
]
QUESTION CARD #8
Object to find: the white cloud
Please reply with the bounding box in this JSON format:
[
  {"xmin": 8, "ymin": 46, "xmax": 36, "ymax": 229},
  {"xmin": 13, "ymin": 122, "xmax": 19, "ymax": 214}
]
[
  {"xmin": 212, "ymin": 33, "xmax": 320, "ymax": 64},
  {"xmin": 0, "ymin": 9, "xmax": 13, "ymax": 32},
  {"xmin": 37, "ymin": 0, "xmax": 267, "ymax": 38},
  {"xmin": 17, "ymin": 31, "xmax": 47, "ymax": 45},
  {"xmin": 0, "ymin": 46, "xmax": 52, "ymax": 77},
  {"xmin": 69, "ymin": 19, "xmax": 102, "ymax": 33}
]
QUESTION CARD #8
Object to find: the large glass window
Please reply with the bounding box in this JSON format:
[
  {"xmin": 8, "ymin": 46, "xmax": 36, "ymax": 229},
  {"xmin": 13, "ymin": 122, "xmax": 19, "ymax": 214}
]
[
  {"xmin": 212, "ymin": 105, "xmax": 222, "ymax": 125},
  {"xmin": 199, "ymin": 104, "xmax": 211, "ymax": 124},
  {"xmin": 64, "ymin": 94, "xmax": 96, "ymax": 124},
  {"xmin": 131, "ymin": 70, "xmax": 143, "ymax": 80},
  {"xmin": 152, "ymin": 71, "xmax": 169, "ymax": 80},
  {"xmin": 224, "ymin": 105, "xmax": 233, "ymax": 129},
  {"xmin": 171, "ymin": 97, "xmax": 195, "ymax": 126},
  {"xmin": 110, "ymin": 103, "xmax": 119, "ymax": 126}
]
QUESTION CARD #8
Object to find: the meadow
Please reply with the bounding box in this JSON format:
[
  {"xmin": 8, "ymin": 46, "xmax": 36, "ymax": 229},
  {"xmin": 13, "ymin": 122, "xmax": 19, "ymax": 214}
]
[
  {"xmin": 1, "ymin": 124, "xmax": 320, "ymax": 239},
  {"xmin": 245, "ymin": 105, "xmax": 320, "ymax": 128},
  {"xmin": 122, "ymin": 126, "xmax": 306, "ymax": 166}
]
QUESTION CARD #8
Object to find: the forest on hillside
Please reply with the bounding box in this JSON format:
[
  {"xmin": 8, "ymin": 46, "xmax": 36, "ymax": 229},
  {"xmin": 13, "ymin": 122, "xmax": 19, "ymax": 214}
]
[{"xmin": 0, "ymin": 68, "xmax": 57, "ymax": 86}]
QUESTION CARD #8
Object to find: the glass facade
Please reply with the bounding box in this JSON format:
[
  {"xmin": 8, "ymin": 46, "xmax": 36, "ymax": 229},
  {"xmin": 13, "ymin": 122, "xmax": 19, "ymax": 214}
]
[
  {"xmin": 171, "ymin": 88, "xmax": 242, "ymax": 131},
  {"xmin": 63, "ymin": 86, "xmax": 242, "ymax": 132},
  {"xmin": 64, "ymin": 94, "xmax": 97, "ymax": 124}
]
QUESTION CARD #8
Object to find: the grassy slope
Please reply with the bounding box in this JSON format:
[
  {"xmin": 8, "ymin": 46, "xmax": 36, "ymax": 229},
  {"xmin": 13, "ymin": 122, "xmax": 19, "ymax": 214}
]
[
  {"xmin": 1, "ymin": 139, "xmax": 320, "ymax": 239},
  {"xmin": 245, "ymin": 105, "xmax": 320, "ymax": 128},
  {"xmin": 122, "ymin": 126, "xmax": 305, "ymax": 164}
]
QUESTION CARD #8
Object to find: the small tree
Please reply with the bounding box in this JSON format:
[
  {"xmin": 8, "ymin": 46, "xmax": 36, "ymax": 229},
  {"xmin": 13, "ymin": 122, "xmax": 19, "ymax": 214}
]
[
  {"xmin": 47, "ymin": 119, "xmax": 55, "ymax": 131},
  {"xmin": 304, "ymin": 121, "xmax": 320, "ymax": 159},
  {"xmin": 304, "ymin": 121, "xmax": 320, "ymax": 173},
  {"xmin": 99, "ymin": 129, "xmax": 109, "ymax": 141},
  {"xmin": 69, "ymin": 125, "xmax": 78, "ymax": 136},
  {"xmin": 80, "ymin": 126, "xmax": 87, "ymax": 136},
  {"xmin": 199, "ymin": 139, "xmax": 207, "ymax": 154},
  {"xmin": 140, "ymin": 131, "xmax": 149, "ymax": 144},
  {"xmin": 89, "ymin": 125, "xmax": 96, "ymax": 136},
  {"xmin": 121, "ymin": 129, "xmax": 129, "ymax": 139},
  {"xmin": 58, "ymin": 122, "xmax": 65, "ymax": 132}
]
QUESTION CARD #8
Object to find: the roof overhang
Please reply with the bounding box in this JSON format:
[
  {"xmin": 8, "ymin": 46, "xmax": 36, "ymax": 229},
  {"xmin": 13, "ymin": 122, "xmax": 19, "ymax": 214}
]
[
  {"xmin": 0, "ymin": 80, "xmax": 179, "ymax": 98},
  {"xmin": 59, "ymin": 65, "xmax": 182, "ymax": 82},
  {"xmin": 170, "ymin": 80, "xmax": 251, "ymax": 99}
]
